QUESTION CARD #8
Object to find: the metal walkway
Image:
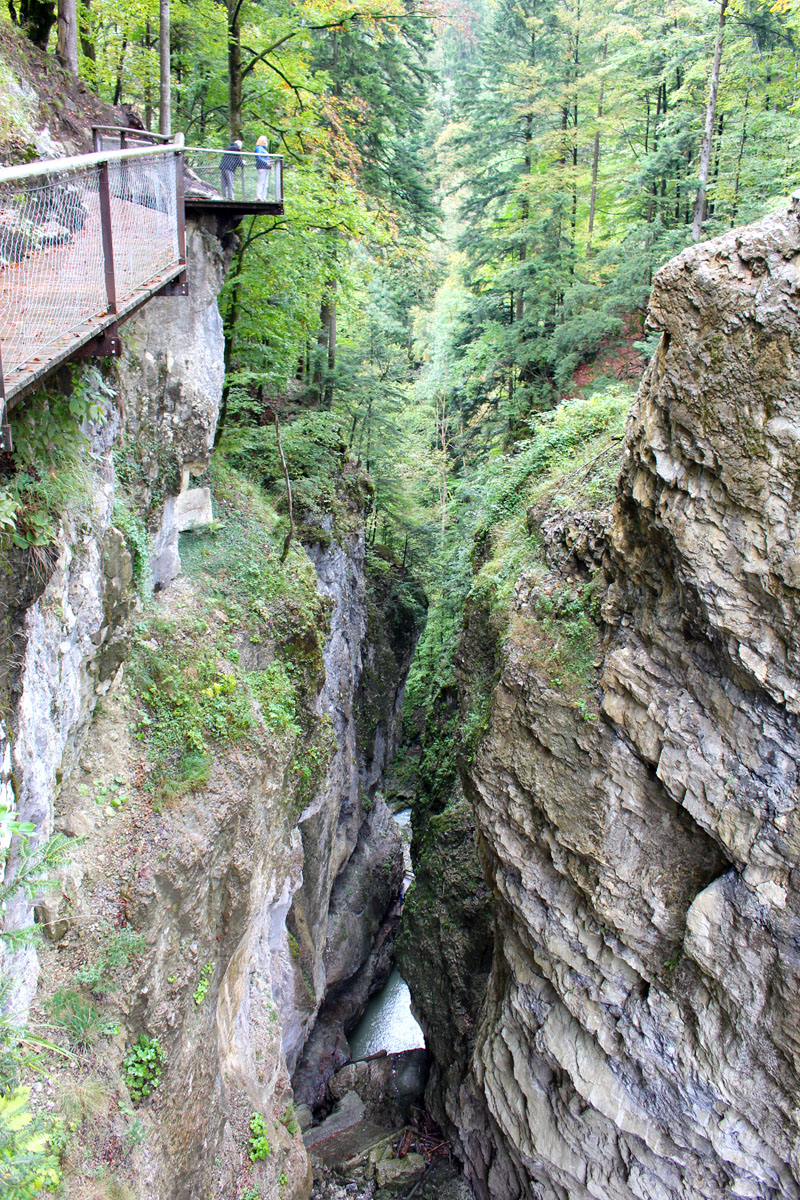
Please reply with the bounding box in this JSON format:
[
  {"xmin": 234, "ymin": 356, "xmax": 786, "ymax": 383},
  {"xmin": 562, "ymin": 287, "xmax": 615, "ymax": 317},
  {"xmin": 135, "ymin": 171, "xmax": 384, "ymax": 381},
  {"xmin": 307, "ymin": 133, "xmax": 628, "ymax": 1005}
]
[{"xmin": 0, "ymin": 131, "xmax": 285, "ymax": 449}]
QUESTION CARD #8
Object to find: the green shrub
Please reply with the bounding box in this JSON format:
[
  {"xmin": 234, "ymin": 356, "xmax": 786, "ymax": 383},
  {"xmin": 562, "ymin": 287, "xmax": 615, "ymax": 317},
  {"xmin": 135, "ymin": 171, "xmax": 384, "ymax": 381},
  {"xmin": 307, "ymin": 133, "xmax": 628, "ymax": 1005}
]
[
  {"xmin": 112, "ymin": 495, "xmax": 151, "ymax": 596},
  {"xmin": 193, "ymin": 963, "xmax": 214, "ymax": 1007},
  {"xmin": 48, "ymin": 990, "xmax": 116, "ymax": 1052},
  {"xmin": 247, "ymin": 1112, "xmax": 270, "ymax": 1162},
  {"xmin": 280, "ymin": 1102, "xmax": 299, "ymax": 1136},
  {"xmin": 123, "ymin": 1036, "xmax": 165, "ymax": 1105},
  {"xmin": 73, "ymin": 926, "xmax": 146, "ymax": 996},
  {"xmin": 250, "ymin": 661, "xmax": 300, "ymax": 736},
  {"xmin": 2, "ymin": 365, "xmax": 113, "ymax": 551}
]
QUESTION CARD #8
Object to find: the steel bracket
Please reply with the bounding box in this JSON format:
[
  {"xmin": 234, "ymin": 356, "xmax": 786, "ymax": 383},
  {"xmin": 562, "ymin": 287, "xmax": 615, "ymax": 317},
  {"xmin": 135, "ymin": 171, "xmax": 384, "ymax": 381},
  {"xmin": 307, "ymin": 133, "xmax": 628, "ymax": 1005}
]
[
  {"xmin": 76, "ymin": 323, "xmax": 122, "ymax": 358},
  {"xmin": 159, "ymin": 271, "xmax": 188, "ymax": 297}
]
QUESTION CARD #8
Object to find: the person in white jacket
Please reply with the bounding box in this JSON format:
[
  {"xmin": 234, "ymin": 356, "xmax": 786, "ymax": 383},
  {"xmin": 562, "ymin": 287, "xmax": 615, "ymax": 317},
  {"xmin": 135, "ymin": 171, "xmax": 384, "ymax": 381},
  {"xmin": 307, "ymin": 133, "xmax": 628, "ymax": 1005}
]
[{"xmin": 255, "ymin": 136, "xmax": 272, "ymax": 202}]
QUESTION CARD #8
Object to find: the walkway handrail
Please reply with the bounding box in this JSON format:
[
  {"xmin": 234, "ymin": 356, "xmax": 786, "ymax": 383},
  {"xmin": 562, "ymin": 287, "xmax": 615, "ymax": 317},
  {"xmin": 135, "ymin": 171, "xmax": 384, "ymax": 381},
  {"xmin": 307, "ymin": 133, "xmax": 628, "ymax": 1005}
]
[
  {"xmin": 0, "ymin": 142, "xmax": 186, "ymax": 435},
  {"xmin": 92, "ymin": 125, "xmax": 174, "ymax": 152},
  {"xmin": 0, "ymin": 140, "xmax": 183, "ymax": 185}
]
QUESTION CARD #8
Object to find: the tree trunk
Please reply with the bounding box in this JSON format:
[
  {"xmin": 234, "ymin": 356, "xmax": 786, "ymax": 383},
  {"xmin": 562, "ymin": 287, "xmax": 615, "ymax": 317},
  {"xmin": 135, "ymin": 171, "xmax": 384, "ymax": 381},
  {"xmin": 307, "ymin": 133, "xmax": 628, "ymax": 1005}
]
[
  {"xmin": 144, "ymin": 19, "xmax": 153, "ymax": 130},
  {"xmin": 314, "ymin": 293, "xmax": 337, "ymax": 408},
  {"xmin": 56, "ymin": 0, "xmax": 78, "ymax": 72},
  {"xmin": 227, "ymin": 0, "xmax": 242, "ymax": 140},
  {"xmin": 692, "ymin": 0, "xmax": 728, "ymax": 242},
  {"xmin": 516, "ymin": 109, "xmax": 532, "ymax": 323},
  {"xmin": 730, "ymin": 92, "xmax": 748, "ymax": 226},
  {"xmin": 79, "ymin": 0, "xmax": 94, "ymax": 66},
  {"xmin": 159, "ymin": 0, "xmax": 170, "ymax": 137},
  {"xmin": 586, "ymin": 36, "xmax": 606, "ymax": 257},
  {"xmin": 215, "ymin": 234, "xmax": 248, "ymax": 448},
  {"xmin": 18, "ymin": 0, "xmax": 56, "ymax": 48},
  {"xmin": 112, "ymin": 36, "xmax": 127, "ymax": 105}
]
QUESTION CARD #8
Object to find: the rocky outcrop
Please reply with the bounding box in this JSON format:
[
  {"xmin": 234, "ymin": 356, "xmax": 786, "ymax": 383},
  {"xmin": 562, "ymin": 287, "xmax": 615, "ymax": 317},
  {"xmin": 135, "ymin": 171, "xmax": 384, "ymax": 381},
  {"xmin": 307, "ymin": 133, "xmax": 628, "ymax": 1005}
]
[
  {"xmin": 412, "ymin": 196, "xmax": 800, "ymax": 1199},
  {"xmin": 289, "ymin": 546, "xmax": 422, "ymax": 1109},
  {"xmin": 117, "ymin": 214, "xmax": 233, "ymax": 588},
  {"xmin": 0, "ymin": 218, "xmax": 226, "ymax": 1006}
]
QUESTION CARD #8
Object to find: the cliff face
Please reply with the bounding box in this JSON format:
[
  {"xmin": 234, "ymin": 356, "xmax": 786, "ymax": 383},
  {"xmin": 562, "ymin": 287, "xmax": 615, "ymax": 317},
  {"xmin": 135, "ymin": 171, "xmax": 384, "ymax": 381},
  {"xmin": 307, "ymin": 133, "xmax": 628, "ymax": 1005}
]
[
  {"xmin": 1, "ymin": 201, "xmax": 415, "ymax": 1195},
  {"xmin": 411, "ymin": 197, "xmax": 800, "ymax": 1199}
]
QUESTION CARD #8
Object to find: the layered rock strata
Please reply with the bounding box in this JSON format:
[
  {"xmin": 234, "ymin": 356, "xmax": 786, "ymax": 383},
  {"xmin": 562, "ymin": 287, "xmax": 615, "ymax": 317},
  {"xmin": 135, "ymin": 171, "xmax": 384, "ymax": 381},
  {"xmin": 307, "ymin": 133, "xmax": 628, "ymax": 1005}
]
[
  {"xmin": 414, "ymin": 197, "xmax": 800, "ymax": 1199},
  {"xmin": 290, "ymin": 550, "xmax": 421, "ymax": 1109}
]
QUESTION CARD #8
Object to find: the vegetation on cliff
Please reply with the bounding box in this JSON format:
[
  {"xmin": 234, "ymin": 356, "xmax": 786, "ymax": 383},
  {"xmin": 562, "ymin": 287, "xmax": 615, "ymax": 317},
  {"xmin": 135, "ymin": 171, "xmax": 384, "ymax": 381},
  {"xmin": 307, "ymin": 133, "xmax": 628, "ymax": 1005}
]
[{"xmin": 3, "ymin": 0, "xmax": 800, "ymax": 1193}]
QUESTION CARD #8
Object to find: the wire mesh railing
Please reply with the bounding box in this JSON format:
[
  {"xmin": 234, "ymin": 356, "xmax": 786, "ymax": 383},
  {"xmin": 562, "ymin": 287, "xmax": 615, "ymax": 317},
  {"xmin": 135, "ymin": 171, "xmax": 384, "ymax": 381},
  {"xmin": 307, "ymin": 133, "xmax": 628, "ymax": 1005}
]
[
  {"xmin": 183, "ymin": 147, "xmax": 284, "ymax": 205},
  {"xmin": 92, "ymin": 125, "xmax": 173, "ymax": 153},
  {"xmin": 0, "ymin": 144, "xmax": 184, "ymax": 428}
]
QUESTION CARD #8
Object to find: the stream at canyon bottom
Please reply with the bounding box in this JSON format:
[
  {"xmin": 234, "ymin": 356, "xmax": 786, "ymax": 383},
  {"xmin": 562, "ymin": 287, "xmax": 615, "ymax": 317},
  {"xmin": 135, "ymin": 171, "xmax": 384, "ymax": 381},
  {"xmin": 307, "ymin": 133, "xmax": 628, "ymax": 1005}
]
[
  {"xmin": 348, "ymin": 967, "xmax": 425, "ymax": 1058},
  {"xmin": 347, "ymin": 807, "xmax": 425, "ymax": 1058}
]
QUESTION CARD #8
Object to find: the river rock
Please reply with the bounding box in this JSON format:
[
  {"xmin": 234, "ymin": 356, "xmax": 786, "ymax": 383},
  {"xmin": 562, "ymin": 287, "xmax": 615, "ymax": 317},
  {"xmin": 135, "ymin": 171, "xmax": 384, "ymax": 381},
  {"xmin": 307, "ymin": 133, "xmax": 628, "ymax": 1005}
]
[
  {"xmin": 374, "ymin": 1152, "xmax": 425, "ymax": 1189},
  {"xmin": 328, "ymin": 1049, "xmax": 429, "ymax": 1125}
]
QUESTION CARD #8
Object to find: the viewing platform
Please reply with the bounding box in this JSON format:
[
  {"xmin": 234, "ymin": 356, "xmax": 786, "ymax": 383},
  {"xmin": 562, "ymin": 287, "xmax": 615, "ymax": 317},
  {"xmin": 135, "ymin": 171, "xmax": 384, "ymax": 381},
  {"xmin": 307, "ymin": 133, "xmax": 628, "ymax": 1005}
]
[
  {"xmin": 93, "ymin": 127, "xmax": 285, "ymax": 217},
  {"xmin": 0, "ymin": 128, "xmax": 285, "ymax": 449}
]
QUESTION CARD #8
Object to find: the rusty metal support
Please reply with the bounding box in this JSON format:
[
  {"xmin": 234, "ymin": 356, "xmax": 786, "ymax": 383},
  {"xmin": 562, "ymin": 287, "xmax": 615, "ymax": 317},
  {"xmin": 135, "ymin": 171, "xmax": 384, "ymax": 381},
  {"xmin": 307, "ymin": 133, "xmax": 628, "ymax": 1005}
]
[
  {"xmin": 175, "ymin": 150, "xmax": 186, "ymax": 265},
  {"xmin": 0, "ymin": 344, "xmax": 10, "ymax": 451},
  {"xmin": 159, "ymin": 272, "xmax": 187, "ymax": 296},
  {"xmin": 75, "ymin": 323, "xmax": 122, "ymax": 358},
  {"xmin": 98, "ymin": 162, "xmax": 117, "ymax": 316}
]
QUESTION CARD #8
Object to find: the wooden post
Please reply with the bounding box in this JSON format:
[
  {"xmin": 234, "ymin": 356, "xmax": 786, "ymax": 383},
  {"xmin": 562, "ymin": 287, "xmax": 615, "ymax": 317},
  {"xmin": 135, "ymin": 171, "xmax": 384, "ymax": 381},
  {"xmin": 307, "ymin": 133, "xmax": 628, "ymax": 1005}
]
[{"xmin": 98, "ymin": 162, "xmax": 117, "ymax": 316}]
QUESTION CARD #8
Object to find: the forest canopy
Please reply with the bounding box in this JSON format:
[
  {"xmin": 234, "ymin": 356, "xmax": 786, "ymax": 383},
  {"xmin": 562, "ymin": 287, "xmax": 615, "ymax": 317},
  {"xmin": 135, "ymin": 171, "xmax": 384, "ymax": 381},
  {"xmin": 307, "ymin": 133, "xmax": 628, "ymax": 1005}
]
[{"xmin": 6, "ymin": 0, "xmax": 800, "ymax": 566}]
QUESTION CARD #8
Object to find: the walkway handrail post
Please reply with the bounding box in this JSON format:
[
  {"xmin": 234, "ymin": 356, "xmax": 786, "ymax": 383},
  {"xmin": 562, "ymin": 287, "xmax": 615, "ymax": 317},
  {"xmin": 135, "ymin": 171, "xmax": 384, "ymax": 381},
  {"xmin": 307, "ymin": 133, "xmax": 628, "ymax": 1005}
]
[
  {"xmin": 97, "ymin": 161, "xmax": 117, "ymax": 316},
  {"xmin": 175, "ymin": 149, "xmax": 186, "ymax": 264}
]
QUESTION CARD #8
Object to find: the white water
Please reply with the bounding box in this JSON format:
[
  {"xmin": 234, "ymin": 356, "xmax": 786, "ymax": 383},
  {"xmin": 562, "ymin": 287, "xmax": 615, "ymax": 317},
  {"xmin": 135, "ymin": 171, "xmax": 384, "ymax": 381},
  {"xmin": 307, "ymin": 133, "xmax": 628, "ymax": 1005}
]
[
  {"xmin": 347, "ymin": 806, "xmax": 425, "ymax": 1059},
  {"xmin": 348, "ymin": 967, "xmax": 425, "ymax": 1058}
]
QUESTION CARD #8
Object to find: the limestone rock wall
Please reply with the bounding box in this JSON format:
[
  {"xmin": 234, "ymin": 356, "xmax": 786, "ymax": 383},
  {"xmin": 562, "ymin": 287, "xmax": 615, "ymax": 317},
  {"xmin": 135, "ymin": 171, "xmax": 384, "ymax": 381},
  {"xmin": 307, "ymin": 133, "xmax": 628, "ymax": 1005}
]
[
  {"xmin": 287, "ymin": 539, "xmax": 417, "ymax": 1109},
  {"xmin": 0, "ymin": 217, "xmax": 224, "ymax": 999},
  {"xmin": 415, "ymin": 197, "xmax": 800, "ymax": 1199}
]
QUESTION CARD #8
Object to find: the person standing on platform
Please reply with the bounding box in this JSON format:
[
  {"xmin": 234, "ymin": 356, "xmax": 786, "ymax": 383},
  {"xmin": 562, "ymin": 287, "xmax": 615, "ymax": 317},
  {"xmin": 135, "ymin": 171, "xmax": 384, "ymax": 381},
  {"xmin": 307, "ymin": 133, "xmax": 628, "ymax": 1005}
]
[
  {"xmin": 255, "ymin": 136, "xmax": 272, "ymax": 201},
  {"xmin": 220, "ymin": 139, "xmax": 243, "ymax": 199}
]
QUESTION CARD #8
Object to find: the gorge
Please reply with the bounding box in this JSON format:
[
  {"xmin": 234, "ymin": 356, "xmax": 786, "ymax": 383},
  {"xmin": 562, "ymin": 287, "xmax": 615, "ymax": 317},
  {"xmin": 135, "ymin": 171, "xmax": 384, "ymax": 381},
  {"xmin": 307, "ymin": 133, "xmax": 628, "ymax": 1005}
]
[{"xmin": 2, "ymin": 6, "xmax": 800, "ymax": 1200}]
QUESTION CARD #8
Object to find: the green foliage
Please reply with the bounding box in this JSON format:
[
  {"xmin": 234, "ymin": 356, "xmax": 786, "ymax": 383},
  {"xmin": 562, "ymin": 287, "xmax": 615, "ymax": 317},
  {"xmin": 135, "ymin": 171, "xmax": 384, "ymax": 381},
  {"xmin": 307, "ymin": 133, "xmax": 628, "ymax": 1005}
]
[
  {"xmin": 249, "ymin": 662, "xmax": 300, "ymax": 737},
  {"xmin": 48, "ymin": 990, "xmax": 117, "ymax": 1052},
  {"xmin": 193, "ymin": 962, "xmax": 214, "ymax": 1007},
  {"xmin": 403, "ymin": 386, "xmax": 630, "ymax": 821},
  {"xmin": 280, "ymin": 1102, "xmax": 299, "ymax": 1137},
  {"xmin": 130, "ymin": 626, "xmax": 253, "ymax": 797},
  {"xmin": 0, "ymin": 1087, "xmax": 60, "ymax": 1199},
  {"xmin": 0, "ymin": 366, "xmax": 113, "ymax": 551},
  {"xmin": 123, "ymin": 1036, "xmax": 165, "ymax": 1105},
  {"xmin": 178, "ymin": 461, "xmax": 326, "ymax": 660},
  {"xmin": 289, "ymin": 714, "xmax": 337, "ymax": 814},
  {"xmin": 0, "ymin": 820, "xmax": 71, "ymax": 1196},
  {"xmin": 525, "ymin": 579, "xmax": 602, "ymax": 699},
  {"xmin": 72, "ymin": 926, "xmax": 146, "ymax": 997},
  {"xmin": 112, "ymin": 495, "xmax": 151, "ymax": 597},
  {"xmin": 247, "ymin": 1112, "xmax": 270, "ymax": 1163}
]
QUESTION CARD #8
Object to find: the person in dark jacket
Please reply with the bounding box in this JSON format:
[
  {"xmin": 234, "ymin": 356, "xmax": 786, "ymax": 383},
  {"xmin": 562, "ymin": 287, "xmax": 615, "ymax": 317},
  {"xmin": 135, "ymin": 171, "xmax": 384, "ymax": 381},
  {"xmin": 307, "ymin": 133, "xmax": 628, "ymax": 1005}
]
[
  {"xmin": 255, "ymin": 135, "xmax": 272, "ymax": 201},
  {"xmin": 220, "ymin": 139, "xmax": 243, "ymax": 199}
]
